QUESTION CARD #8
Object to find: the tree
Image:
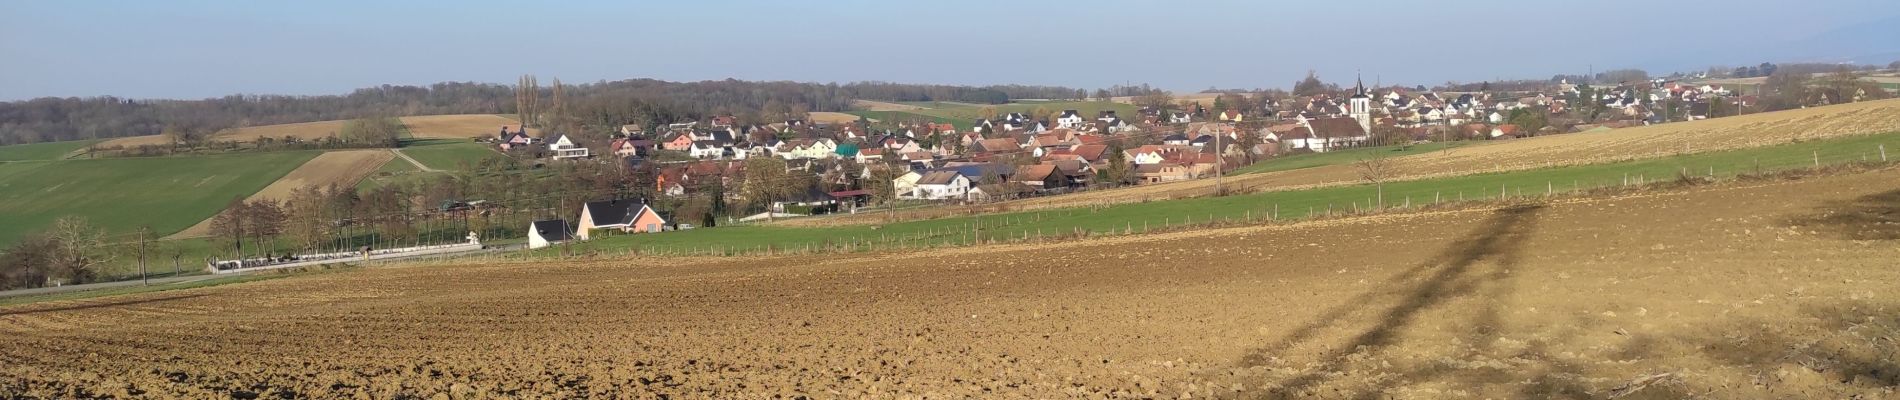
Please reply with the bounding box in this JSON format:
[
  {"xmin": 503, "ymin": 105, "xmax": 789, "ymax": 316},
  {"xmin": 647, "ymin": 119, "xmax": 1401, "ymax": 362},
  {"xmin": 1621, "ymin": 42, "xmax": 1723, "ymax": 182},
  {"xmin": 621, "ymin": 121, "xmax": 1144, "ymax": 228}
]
[
  {"xmin": 1354, "ymin": 153, "xmax": 1399, "ymax": 210},
  {"xmin": 1101, "ymin": 140, "xmax": 1131, "ymax": 186},
  {"xmin": 1505, "ymin": 108, "xmax": 1548, "ymax": 135},
  {"xmin": 1136, "ymin": 92, "xmax": 1174, "ymax": 110},
  {"xmin": 0, "ymin": 235, "xmax": 59, "ymax": 289},
  {"xmin": 1032, "ymin": 106, "xmax": 1053, "ymax": 122},
  {"xmin": 134, "ymin": 225, "xmax": 155, "ymax": 285},
  {"xmin": 741, "ymin": 157, "xmax": 804, "ymax": 220},
  {"xmin": 1094, "ymin": 89, "xmax": 1112, "ymax": 100},
  {"xmin": 979, "ymin": 106, "xmax": 998, "ymax": 121},
  {"xmin": 48, "ymin": 216, "xmax": 109, "ymax": 284},
  {"xmin": 1293, "ymin": 70, "xmax": 1327, "ymax": 97},
  {"xmin": 245, "ymin": 199, "xmax": 287, "ymax": 257},
  {"xmin": 210, "ymin": 198, "xmax": 249, "ymax": 259}
]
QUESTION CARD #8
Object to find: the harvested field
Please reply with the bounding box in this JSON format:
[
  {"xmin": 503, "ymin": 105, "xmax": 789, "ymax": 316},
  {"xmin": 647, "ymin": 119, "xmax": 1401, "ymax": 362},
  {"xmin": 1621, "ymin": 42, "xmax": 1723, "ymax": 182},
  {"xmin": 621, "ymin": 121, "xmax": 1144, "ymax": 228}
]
[
  {"xmin": 852, "ymin": 99, "xmax": 925, "ymax": 111},
  {"xmin": 97, "ymin": 120, "xmax": 351, "ymax": 147},
  {"xmin": 167, "ymin": 150, "xmax": 395, "ymax": 239},
  {"xmin": 795, "ymin": 98, "xmax": 1900, "ymax": 226},
  {"xmin": 807, "ymin": 111, "xmax": 866, "ymax": 124},
  {"xmin": 400, "ymin": 114, "xmax": 534, "ymax": 139},
  {"xmin": 4, "ymin": 167, "xmax": 1899, "ymax": 398}
]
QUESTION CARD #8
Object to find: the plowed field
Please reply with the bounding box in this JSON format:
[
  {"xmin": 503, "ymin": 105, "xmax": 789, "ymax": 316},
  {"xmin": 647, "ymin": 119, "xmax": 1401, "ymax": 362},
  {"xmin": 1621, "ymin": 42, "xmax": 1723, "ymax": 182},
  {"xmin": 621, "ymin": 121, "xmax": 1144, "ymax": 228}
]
[
  {"xmin": 4, "ymin": 168, "xmax": 1899, "ymax": 398},
  {"xmin": 98, "ymin": 120, "xmax": 353, "ymax": 147}
]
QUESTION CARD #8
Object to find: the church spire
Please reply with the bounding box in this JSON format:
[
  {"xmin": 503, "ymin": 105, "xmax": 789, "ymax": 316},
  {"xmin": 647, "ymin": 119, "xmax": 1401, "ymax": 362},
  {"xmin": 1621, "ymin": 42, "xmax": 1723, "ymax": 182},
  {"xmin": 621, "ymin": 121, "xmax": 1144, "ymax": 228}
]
[{"xmin": 1352, "ymin": 72, "xmax": 1369, "ymax": 98}]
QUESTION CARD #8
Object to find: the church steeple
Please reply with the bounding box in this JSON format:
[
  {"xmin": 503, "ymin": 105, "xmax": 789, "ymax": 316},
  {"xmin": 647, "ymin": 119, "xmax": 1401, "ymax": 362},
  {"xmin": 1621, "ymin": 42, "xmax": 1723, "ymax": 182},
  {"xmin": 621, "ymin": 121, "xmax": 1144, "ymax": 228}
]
[
  {"xmin": 1352, "ymin": 73, "xmax": 1368, "ymax": 98},
  {"xmin": 1349, "ymin": 71, "xmax": 1372, "ymax": 133}
]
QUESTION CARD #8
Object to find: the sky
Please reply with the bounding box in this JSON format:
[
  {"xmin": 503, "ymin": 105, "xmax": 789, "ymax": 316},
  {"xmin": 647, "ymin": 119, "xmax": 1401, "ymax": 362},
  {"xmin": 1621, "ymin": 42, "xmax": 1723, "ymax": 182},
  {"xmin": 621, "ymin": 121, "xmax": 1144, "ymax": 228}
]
[{"xmin": 3, "ymin": 0, "xmax": 1897, "ymax": 100}]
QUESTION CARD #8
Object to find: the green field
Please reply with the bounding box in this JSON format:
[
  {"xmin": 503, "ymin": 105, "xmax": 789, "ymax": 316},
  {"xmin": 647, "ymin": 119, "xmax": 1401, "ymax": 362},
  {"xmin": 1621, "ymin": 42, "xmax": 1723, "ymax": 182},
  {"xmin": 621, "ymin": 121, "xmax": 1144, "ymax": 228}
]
[
  {"xmin": 1231, "ymin": 142, "xmax": 1474, "ymax": 175},
  {"xmin": 0, "ymin": 139, "xmax": 101, "ymax": 161},
  {"xmin": 0, "ymin": 151, "xmax": 319, "ymax": 244},
  {"xmin": 851, "ymin": 100, "xmax": 1138, "ymax": 131},
  {"xmin": 400, "ymin": 138, "xmax": 506, "ymax": 171},
  {"xmin": 356, "ymin": 153, "xmax": 429, "ymax": 191},
  {"xmin": 564, "ymin": 131, "xmax": 1900, "ymax": 256}
]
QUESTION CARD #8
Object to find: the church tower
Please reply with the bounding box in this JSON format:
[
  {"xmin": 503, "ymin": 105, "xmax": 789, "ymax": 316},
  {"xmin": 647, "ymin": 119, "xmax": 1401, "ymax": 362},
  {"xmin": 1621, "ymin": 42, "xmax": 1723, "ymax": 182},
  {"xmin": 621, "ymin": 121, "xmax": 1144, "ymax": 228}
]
[{"xmin": 1349, "ymin": 74, "xmax": 1372, "ymax": 133}]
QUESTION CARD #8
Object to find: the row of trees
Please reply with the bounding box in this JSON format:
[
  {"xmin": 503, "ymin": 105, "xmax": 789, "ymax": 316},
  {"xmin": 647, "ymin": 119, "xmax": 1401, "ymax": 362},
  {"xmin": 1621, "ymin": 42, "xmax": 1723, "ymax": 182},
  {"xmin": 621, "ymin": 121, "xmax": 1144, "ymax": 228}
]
[{"xmin": 0, "ymin": 217, "xmax": 110, "ymax": 289}]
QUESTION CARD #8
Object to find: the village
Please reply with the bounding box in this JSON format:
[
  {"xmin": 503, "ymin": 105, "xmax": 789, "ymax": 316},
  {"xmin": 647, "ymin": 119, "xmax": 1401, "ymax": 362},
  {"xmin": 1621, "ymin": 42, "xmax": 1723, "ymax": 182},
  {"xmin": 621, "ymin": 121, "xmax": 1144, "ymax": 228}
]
[{"xmin": 501, "ymin": 69, "xmax": 1888, "ymax": 248}]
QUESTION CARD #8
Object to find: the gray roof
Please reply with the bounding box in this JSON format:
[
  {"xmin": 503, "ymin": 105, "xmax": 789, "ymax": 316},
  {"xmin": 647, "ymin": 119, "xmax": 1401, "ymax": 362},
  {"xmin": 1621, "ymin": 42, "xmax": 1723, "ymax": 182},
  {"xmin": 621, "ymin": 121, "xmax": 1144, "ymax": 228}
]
[{"xmin": 532, "ymin": 220, "xmax": 573, "ymax": 241}]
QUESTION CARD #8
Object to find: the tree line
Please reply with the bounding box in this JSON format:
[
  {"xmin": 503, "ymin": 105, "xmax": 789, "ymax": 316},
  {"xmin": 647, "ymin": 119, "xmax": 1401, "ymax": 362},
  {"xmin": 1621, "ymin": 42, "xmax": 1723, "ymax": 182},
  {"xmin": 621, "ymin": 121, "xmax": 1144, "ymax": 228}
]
[{"xmin": 1, "ymin": 78, "xmax": 1097, "ymax": 146}]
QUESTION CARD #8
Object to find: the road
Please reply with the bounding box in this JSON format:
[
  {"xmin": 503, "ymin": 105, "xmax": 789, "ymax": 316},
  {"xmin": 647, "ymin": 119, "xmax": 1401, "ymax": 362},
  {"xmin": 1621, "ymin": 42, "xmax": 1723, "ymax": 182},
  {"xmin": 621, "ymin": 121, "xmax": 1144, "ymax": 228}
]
[
  {"xmin": 389, "ymin": 148, "xmax": 440, "ymax": 172},
  {"xmin": 0, "ymin": 243, "xmax": 523, "ymax": 300}
]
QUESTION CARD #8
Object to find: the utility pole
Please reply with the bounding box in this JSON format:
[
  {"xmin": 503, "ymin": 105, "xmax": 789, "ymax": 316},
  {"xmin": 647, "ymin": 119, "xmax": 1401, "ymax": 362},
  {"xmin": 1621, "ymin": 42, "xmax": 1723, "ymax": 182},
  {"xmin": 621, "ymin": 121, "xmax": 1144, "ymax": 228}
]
[
  {"xmin": 1214, "ymin": 129, "xmax": 1224, "ymax": 196},
  {"xmin": 137, "ymin": 226, "xmax": 150, "ymax": 286}
]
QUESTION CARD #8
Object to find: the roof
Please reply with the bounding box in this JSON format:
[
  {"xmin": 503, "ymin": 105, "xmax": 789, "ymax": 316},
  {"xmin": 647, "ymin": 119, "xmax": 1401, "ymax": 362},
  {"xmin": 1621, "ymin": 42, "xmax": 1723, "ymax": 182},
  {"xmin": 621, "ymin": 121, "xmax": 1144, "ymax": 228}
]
[
  {"xmin": 1306, "ymin": 117, "xmax": 1368, "ymax": 137},
  {"xmin": 532, "ymin": 220, "xmax": 573, "ymax": 241},
  {"xmin": 584, "ymin": 199, "xmax": 639, "ymax": 226},
  {"xmin": 916, "ymin": 170, "xmax": 965, "ymax": 185},
  {"xmin": 1012, "ymin": 164, "xmax": 1057, "ymax": 182}
]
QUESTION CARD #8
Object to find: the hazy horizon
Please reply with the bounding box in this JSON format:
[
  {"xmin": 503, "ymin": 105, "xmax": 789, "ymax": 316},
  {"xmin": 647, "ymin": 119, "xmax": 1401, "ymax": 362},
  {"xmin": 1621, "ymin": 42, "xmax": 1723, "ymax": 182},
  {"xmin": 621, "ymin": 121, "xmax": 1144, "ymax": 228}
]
[{"xmin": 4, "ymin": 0, "xmax": 1897, "ymax": 101}]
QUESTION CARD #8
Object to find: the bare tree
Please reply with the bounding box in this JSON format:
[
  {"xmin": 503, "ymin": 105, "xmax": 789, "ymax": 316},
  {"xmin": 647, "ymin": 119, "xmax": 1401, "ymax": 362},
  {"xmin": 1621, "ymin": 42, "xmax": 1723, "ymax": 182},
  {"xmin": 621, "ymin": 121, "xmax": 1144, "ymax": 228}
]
[
  {"xmin": 48, "ymin": 216, "xmax": 109, "ymax": 284},
  {"xmin": 1354, "ymin": 153, "xmax": 1400, "ymax": 210}
]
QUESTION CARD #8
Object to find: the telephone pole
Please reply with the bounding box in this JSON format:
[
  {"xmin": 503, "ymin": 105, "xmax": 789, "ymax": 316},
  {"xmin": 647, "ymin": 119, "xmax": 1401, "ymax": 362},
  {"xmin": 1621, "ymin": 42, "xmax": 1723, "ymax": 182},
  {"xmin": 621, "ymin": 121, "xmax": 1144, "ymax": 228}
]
[{"xmin": 1214, "ymin": 129, "xmax": 1224, "ymax": 196}]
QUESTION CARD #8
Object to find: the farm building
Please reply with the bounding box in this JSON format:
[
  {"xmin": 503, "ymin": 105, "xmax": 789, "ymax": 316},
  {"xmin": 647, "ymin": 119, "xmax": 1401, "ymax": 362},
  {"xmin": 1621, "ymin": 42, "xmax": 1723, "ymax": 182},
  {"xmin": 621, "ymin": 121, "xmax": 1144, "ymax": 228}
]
[{"xmin": 528, "ymin": 220, "xmax": 572, "ymax": 249}]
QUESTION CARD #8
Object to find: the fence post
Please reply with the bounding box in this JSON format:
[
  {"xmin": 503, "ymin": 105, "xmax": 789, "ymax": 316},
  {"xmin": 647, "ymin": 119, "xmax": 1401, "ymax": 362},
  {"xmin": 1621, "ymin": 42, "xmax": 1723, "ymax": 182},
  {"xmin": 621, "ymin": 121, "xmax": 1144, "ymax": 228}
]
[
  {"xmin": 1814, "ymin": 150, "xmax": 1820, "ymax": 168},
  {"xmin": 1882, "ymin": 144, "xmax": 1888, "ymax": 162}
]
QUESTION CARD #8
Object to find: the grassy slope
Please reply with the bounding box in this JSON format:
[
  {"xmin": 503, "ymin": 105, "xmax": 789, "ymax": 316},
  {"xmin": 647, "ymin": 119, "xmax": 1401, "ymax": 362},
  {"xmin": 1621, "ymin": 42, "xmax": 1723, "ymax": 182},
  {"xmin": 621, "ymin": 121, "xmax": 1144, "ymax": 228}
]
[
  {"xmin": 0, "ymin": 139, "xmax": 102, "ymax": 161},
  {"xmin": 400, "ymin": 138, "xmax": 505, "ymax": 171},
  {"xmin": 356, "ymin": 153, "xmax": 424, "ymax": 191},
  {"xmin": 572, "ymin": 131, "xmax": 1900, "ymax": 255},
  {"xmin": 1231, "ymin": 142, "xmax": 1475, "ymax": 175},
  {"xmin": 0, "ymin": 151, "xmax": 319, "ymax": 244}
]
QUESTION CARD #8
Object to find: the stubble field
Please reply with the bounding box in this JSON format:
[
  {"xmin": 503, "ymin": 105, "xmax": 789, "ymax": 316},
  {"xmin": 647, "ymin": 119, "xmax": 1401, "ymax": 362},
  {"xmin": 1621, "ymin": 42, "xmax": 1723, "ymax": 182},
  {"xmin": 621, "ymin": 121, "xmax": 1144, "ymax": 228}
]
[
  {"xmin": 3, "ymin": 166, "xmax": 1897, "ymax": 398},
  {"xmin": 399, "ymin": 114, "xmax": 534, "ymax": 139}
]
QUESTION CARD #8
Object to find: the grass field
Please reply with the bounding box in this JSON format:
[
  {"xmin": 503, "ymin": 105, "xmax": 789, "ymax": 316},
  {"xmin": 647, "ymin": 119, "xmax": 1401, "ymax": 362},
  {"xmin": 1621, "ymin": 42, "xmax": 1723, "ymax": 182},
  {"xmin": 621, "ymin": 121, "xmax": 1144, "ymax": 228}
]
[
  {"xmin": 399, "ymin": 138, "xmax": 505, "ymax": 171},
  {"xmin": 582, "ymin": 130, "xmax": 1900, "ymax": 255},
  {"xmin": 98, "ymin": 120, "xmax": 353, "ymax": 148},
  {"xmin": 0, "ymin": 139, "xmax": 101, "ymax": 161},
  {"xmin": 0, "ymin": 151, "xmax": 319, "ymax": 244},
  {"xmin": 167, "ymin": 150, "xmax": 392, "ymax": 239},
  {"xmin": 356, "ymin": 153, "xmax": 426, "ymax": 191}
]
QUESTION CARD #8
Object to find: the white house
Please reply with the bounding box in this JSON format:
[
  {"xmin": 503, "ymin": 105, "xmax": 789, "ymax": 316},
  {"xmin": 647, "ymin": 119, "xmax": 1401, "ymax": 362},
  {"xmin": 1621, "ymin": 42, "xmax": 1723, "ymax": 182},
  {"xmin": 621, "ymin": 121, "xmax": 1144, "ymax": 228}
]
[
  {"xmin": 527, "ymin": 220, "xmax": 571, "ymax": 249},
  {"xmin": 1168, "ymin": 111, "xmax": 1192, "ymax": 124},
  {"xmin": 891, "ymin": 170, "xmax": 923, "ymax": 199},
  {"xmin": 548, "ymin": 134, "xmax": 590, "ymax": 160},
  {"xmin": 689, "ymin": 141, "xmax": 730, "ymax": 159},
  {"xmin": 911, "ymin": 170, "xmax": 971, "ymax": 200},
  {"xmin": 1056, "ymin": 110, "xmax": 1086, "ymax": 129}
]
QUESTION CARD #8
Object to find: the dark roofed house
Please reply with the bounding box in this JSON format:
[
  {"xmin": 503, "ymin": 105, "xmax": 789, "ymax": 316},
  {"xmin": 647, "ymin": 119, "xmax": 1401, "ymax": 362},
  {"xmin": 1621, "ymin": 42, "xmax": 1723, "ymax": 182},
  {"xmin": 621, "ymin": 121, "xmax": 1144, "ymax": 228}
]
[
  {"xmin": 1010, "ymin": 164, "xmax": 1061, "ymax": 189},
  {"xmin": 528, "ymin": 220, "xmax": 572, "ymax": 249}
]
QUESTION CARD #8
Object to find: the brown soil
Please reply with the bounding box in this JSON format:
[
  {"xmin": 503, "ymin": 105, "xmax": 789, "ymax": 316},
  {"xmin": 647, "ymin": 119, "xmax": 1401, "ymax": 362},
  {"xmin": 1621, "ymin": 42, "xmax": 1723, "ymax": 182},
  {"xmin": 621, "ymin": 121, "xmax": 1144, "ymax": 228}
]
[
  {"xmin": 165, "ymin": 150, "xmax": 395, "ymax": 239},
  {"xmin": 5, "ymin": 167, "xmax": 1899, "ymax": 398},
  {"xmin": 784, "ymin": 98, "xmax": 1900, "ymax": 227},
  {"xmin": 400, "ymin": 114, "xmax": 535, "ymax": 139}
]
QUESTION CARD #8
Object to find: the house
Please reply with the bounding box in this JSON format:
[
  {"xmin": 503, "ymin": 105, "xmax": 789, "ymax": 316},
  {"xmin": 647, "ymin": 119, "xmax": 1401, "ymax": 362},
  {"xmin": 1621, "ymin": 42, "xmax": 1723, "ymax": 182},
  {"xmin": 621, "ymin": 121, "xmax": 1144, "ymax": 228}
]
[
  {"xmin": 968, "ymin": 183, "xmax": 1035, "ymax": 202},
  {"xmin": 912, "ymin": 170, "xmax": 972, "ymax": 200},
  {"xmin": 1287, "ymin": 117, "xmax": 1371, "ymax": 152},
  {"xmin": 606, "ymin": 138, "xmax": 647, "ymax": 158},
  {"xmin": 892, "ymin": 170, "xmax": 924, "ymax": 199},
  {"xmin": 1162, "ymin": 133, "xmax": 1191, "ymax": 146},
  {"xmin": 575, "ymin": 199, "xmax": 635, "ymax": 240},
  {"xmin": 547, "ymin": 134, "xmax": 590, "ymax": 160},
  {"xmin": 1056, "ymin": 110, "xmax": 1086, "ymax": 129},
  {"xmin": 1134, "ymin": 163, "xmax": 1191, "ymax": 184},
  {"xmin": 1168, "ymin": 111, "xmax": 1193, "ymax": 124},
  {"xmin": 690, "ymin": 140, "xmax": 731, "ymax": 159},
  {"xmin": 663, "ymin": 134, "xmax": 696, "ymax": 151},
  {"xmin": 498, "ymin": 129, "xmax": 535, "ymax": 151},
  {"xmin": 527, "ymin": 220, "xmax": 572, "ymax": 249},
  {"xmin": 1010, "ymin": 164, "xmax": 1062, "ymax": 189},
  {"xmin": 1218, "ymin": 110, "xmax": 1245, "ymax": 122},
  {"xmin": 618, "ymin": 124, "xmax": 646, "ymax": 137}
]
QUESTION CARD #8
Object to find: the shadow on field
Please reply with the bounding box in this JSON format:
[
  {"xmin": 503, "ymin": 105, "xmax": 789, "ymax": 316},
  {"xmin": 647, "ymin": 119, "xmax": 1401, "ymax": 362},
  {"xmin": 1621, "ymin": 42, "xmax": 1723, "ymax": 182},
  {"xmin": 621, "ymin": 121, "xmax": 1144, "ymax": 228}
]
[
  {"xmin": 1789, "ymin": 188, "xmax": 1900, "ymax": 240},
  {"xmin": 1238, "ymin": 204, "xmax": 1546, "ymax": 397},
  {"xmin": 0, "ymin": 293, "xmax": 208, "ymax": 316}
]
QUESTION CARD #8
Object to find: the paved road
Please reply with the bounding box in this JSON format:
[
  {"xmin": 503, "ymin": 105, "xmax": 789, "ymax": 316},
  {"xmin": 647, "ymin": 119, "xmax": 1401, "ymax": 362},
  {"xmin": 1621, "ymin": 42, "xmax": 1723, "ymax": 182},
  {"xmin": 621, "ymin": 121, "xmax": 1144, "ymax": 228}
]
[
  {"xmin": 0, "ymin": 273, "xmax": 242, "ymax": 299},
  {"xmin": 0, "ymin": 244, "xmax": 524, "ymax": 300}
]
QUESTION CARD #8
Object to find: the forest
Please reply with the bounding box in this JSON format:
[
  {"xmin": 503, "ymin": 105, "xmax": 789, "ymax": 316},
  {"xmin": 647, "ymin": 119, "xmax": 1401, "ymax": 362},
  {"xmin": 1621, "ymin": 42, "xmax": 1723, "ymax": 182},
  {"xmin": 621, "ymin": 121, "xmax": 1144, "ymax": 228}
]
[{"xmin": 0, "ymin": 79, "xmax": 1087, "ymax": 145}]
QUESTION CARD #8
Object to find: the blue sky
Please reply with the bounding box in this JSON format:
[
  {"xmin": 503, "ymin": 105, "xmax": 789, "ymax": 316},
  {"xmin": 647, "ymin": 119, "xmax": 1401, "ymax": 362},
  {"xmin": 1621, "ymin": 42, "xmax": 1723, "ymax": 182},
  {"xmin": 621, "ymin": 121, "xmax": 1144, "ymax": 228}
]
[{"xmin": 3, "ymin": 0, "xmax": 1896, "ymax": 100}]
